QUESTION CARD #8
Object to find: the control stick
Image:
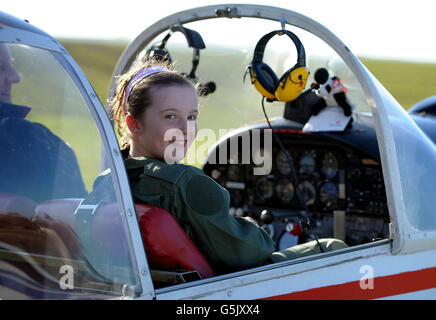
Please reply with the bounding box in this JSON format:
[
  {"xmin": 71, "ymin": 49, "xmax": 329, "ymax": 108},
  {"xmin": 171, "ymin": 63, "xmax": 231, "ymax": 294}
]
[{"xmin": 260, "ymin": 209, "xmax": 274, "ymax": 225}]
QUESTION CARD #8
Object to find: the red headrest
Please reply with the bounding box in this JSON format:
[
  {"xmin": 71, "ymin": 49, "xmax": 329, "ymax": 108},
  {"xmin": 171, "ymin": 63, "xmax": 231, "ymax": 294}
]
[{"xmin": 135, "ymin": 203, "xmax": 214, "ymax": 279}]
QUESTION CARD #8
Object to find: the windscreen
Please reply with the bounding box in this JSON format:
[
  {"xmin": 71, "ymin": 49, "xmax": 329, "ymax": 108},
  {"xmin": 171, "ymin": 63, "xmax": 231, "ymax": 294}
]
[
  {"xmin": 375, "ymin": 79, "xmax": 436, "ymax": 231},
  {"xmin": 139, "ymin": 17, "xmax": 370, "ymax": 167}
]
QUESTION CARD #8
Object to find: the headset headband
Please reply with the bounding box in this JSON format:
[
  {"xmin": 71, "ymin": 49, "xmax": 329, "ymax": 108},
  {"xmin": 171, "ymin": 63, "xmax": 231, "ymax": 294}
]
[
  {"xmin": 147, "ymin": 25, "xmax": 216, "ymax": 96},
  {"xmin": 253, "ymin": 30, "xmax": 306, "ymax": 67},
  {"xmin": 160, "ymin": 25, "xmax": 206, "ymax": 50},
  {"xmin": 158, "ymin": 25, "xmax": 206, "ymax": 79}
]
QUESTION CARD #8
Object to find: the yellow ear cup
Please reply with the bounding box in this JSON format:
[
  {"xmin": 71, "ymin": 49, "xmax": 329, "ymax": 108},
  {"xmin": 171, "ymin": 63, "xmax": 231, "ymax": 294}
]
[
  {"xmin": 249, "ymin": 30, "xmax": 308, "ymax": 102},
  {"xmin": 249, "ymin": 67, "xmax": 277, "ymax": 100},
  {"xmin": 275, "ymin": 66, "xmax": 309, "ymax": 102}
]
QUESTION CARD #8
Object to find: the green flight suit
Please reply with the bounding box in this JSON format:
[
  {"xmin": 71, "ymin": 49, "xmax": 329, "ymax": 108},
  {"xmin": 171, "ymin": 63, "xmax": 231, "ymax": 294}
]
[
  {"xmin": 124, "ymin": 157, "xmax": 348, "ymax": 274},
  {"xmin": 124, "ymin": 156, "xmax": 275, "ymax": 274}
]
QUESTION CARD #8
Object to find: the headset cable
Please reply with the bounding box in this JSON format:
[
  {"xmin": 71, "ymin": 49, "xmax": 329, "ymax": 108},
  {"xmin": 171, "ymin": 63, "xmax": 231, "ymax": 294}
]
[{"xmin": 261, "ymin": 96, "xmax": 324, "ymax": 253}]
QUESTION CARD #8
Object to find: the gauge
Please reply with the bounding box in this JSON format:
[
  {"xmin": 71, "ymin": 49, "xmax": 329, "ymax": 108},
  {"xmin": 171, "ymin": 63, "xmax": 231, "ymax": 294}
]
[
  {"xmin": 298, "ymin": 181, "xmax": 316, "ymax": 206},
  {"xmin": 256, "ymin": 177, "xmax": 274, "ymax": 200},
  {"xmin": 229, "ymin": 189, "xmax": 243, "ymax": 207},
  {"xmin": 211, "ymin": 169, "xmax": 221, "ymax": 180},
  {"xmin": 319, "ymin": 182, "xmax": 338, "ymax": 209},
  {"xmin": 227, "ymin": 164, "xmax": 240, "ymax": 180},
  {"xmin": 299, "ymin": 151, "xmax": 316, "ymax": 176},
  {"xmin": 275, "ymin": 179, "xmax": 294, "ymax": 204},
  {"xmin": 321, "ymin": 152, "xmax": 338, "ymax": 179},
  {"xmin": 275, "ymin": 150, "xmax": 293, "ymax": 175},
  {"xmin": 278, "ymin": 231, "xmax": 299, "ymax": 250}
]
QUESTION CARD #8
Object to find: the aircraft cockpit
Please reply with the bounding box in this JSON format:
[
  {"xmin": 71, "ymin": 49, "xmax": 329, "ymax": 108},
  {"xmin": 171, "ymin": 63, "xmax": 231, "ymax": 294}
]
[{"xmin": 120, "ymin": 15, "xmax": 389, "ymax": 252}]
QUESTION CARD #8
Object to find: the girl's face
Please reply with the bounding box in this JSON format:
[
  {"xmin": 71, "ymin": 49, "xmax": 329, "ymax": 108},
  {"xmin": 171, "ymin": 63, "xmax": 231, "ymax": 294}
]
[{"xmin": 130, "ymin": 84, "xmax": 198, "ymax": 162}]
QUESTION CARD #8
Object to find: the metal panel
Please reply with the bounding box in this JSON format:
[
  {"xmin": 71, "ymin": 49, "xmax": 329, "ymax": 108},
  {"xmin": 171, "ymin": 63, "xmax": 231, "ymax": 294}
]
[{"xmin": 0, "ymin": 24, "xmax": 63, "ymax": 53}]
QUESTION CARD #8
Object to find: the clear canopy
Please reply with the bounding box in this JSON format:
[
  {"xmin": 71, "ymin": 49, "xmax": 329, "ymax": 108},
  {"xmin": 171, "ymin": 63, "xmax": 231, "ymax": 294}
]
[
  {"xmin": 136, "ymin": 15, "xmax": 436, "ymax": 233},
  {"xmin": 137, "ymin": 18, "xmax": 372, "ymax": 166},
  {"xmin": 0, "ymin": 42, "xmax": 138, "ymax": 298}
]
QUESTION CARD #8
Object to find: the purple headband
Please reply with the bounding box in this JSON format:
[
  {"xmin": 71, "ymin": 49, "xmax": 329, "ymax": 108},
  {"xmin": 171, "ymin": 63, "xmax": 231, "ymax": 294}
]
[{"xmin": 123, "ymin": 65, "xmax": 169, "ymax": 115}]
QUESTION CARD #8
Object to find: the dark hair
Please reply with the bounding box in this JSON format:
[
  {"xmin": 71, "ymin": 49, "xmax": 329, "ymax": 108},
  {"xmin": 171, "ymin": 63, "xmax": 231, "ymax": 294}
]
[{"xmin": 110, "ymin": 59, "xmax": 196, "ymax": 149}]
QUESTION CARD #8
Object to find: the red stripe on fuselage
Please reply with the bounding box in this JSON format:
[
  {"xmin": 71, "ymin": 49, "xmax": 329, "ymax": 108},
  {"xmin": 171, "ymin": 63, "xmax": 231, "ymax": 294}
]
[{"xmin": 262, "ymin": 266, "xmax": 436, "ymax": 300}]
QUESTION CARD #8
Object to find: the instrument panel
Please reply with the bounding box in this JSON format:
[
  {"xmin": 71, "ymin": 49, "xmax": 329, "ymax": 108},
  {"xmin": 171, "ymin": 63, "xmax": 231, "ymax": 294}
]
[
  {"xmin": 251, "ymin": 147, "xmax": 346, "ymax": 210},
  {"xmin": 203, "ymin": 130, "xmax": 390, "ymax": 249}
]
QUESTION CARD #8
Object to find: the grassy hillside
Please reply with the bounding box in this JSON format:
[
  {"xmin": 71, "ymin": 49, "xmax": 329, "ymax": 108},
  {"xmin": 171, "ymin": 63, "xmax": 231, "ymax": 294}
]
[
  {"xmin": 360, "ymin": 58, "xmax": 436, "ymax": 109},
  {"xmin": 60, "ymin": 39, "xmax": 128, "ymax": 105},
  {"xmin": 59, "ymin": 39, "xmax": 436, "ymax": 111},
  {"xmin": 55, "ymin": 39, "xmax": 436, "ymax": 182}
]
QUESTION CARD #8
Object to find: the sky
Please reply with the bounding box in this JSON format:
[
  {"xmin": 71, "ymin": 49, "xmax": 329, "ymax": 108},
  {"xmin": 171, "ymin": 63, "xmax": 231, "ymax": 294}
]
[{"xmin": 3, "ymin": 0, "xmax": 436, "ymax": 63}]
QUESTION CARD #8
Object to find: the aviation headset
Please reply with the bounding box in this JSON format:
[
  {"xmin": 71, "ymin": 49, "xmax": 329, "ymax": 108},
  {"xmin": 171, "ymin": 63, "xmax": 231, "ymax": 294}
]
[
  {"xmin": 147, "ymin": 25, "xmax": 216, "ymax": 96},
  {"xmin": 248, "ymin": 29, "xmax": 309, "ymax": 102}
]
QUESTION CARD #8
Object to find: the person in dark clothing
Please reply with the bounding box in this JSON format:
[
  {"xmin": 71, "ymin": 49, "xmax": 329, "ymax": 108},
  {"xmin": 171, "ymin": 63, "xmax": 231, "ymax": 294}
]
[{"xmin": 0, "ymin": 43, "xmax": 87, "ymax": 203}]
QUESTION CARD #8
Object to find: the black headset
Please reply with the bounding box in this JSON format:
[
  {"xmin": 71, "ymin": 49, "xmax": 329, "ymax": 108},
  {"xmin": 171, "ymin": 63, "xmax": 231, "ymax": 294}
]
[
  {"xmin": 248, "ymin": 30, "xmax": 309, "ymax": 102},
  {"xmin": 147, "ymin": 25, "xmax": 215, "ymax": 96}
]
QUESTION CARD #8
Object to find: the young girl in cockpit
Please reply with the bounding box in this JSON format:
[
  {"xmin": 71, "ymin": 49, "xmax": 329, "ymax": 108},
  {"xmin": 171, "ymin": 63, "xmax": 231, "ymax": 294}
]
[{"xmin": 110, "ymin": 58, "xmax": 347, "ymax": 274}]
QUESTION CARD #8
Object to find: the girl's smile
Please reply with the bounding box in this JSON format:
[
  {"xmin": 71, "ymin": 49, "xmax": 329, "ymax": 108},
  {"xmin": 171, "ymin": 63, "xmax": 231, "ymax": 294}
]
[{"xmin": 128, "ymin": 84, "xmax": 198, "ymax": 162}]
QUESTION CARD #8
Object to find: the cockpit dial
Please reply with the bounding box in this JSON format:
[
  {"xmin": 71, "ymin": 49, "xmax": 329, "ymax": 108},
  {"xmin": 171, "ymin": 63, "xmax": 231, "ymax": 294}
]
[
  {"xmin": 275, "ymin": 179, "xmax": 294, "ymax": 204},
  {"xmin": 256, "ymin": 177, "xmax": 274, "ymax": 200},
  {"xmin": 299, "ymin": 151, "xmax": 316, "ymax": 176},
  {"xmin": 276, "ymin": 150, "xmax": 293, "ymax": 176},
  {"xmin": 298, "ymin": 181, "xmax": 317, "ymax": 206},
  {"xmin": 321, "ymin": 152, "xmax": 338, "ymax": 179},
  {"xmin": 227, "ymin": 164, "xmax": 240, "ymax": 180},
  {"xmin": 319, "ymin": 182, "xmax": 338, "ymax": 208}
]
